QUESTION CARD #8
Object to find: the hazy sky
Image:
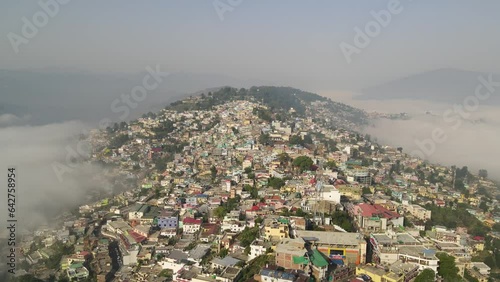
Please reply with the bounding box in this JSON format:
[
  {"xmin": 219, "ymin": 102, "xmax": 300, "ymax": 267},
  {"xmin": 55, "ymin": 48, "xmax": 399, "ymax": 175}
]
[
  {"xmin": 1, "ymin": 0, "xmax": 500, "ymax": 90},
  {"xmin": 1, "ymin": 1, "xmax": 500, "ymax": 235}
]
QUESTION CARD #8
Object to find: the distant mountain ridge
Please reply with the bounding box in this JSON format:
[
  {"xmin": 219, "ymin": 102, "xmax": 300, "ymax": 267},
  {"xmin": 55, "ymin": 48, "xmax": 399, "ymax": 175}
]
[
  {"xmin": 0, "ymin": 69, "xmax": 271, "ymax": 125},
  {"xmin": 167, "ymin": 86, "xmax": 369, "ymax": 126},
  {"xmin": 356, "ymin": 68, "xmax": 500, "ymax": 104}
]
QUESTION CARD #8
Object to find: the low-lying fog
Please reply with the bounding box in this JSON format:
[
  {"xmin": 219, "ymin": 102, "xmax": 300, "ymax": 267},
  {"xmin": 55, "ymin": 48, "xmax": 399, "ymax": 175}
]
[{"xmin": 321, "ymin": 90, "xmax": 500, "ymax": 181}]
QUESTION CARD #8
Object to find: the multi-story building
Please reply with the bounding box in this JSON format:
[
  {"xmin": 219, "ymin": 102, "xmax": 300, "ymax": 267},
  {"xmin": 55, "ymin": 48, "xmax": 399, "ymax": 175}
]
[
  {"xmin": 353, "ymin": 203, "xmax": 403, "ymax": 233},
  {"xmin": 370, "ymin": 231, "xmax": 439, "ymax": 272},
  {"xmin": 405, "ymin": 205, "xmax": 431, "ymax": 221},
  {"xmin": 275, "ymin": 237, "xmax": 308, "ymax": 271},
  {"xmin": 320, "ymin": 184, "xmax": 341, "ymax": 204},
  {"xmin": 296, "ymin": 230, "xmax": 366, "ymax": 265},
  {"xmin": 249, "ymin": 239, "xmax": 272, "ymax": 261},
  {"xmin": 157, "ymin": 210, "xmax": 178, "ymax": 237},
  {"xmin": 128, "ymin": 204, "xmax": 160, "ymax": 225},
  {"xmin": 182, "ymin": 217, "xmax": 202, "ymax": 234},
  {"xmin": 355, "ymin": 263, "xmax": 419, "ymax": 282},
  {"xmin": 264, "ymin": 220, "xmax": 289, "ymax": 241},
  {"xmin": 66, "ymin": 263, "xmax": 90, "ymax": 281}
]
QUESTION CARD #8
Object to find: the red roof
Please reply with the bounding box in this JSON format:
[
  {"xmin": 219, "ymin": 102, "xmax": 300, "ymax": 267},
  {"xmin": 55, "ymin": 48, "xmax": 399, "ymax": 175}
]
[
  {"xmin": 79, "ymin": 251, "xmax": 91, "ymax": 258},
  {"xmin": 127, "ymin": 230, "xmax": 147, "ymax": 243},
  {"xmin": 249, "ymin": 205, "xmax": 260, "ymax": 211},
  {"xmin": 356, "ymin": 203, "xmax": 400, "ymax": 219},
  {"xmin": 183, "ymin": 217, "xmax": 202, "ymax": 225}
]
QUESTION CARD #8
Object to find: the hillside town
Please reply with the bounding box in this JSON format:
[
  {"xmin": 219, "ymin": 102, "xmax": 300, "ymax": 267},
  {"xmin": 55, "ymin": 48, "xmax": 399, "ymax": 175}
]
[{"xmin": 12, "ymin": 87, "xmax": 500, "ymax": 282}]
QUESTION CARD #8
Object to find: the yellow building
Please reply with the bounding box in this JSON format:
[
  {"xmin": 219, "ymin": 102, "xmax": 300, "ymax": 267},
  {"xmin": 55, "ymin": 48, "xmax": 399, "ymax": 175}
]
[
  {"xmin": 356, "ymin": 265, "xmax": 403, "ymax": 282},
  {"xmin": 336, "ymin": 185, "xmax": 362, "ymax": 200},
  {"xmin": 280, "ymin": 185, "xmax": 297, "ymax": 193},
  {"xmin": 483, "ymin": 219, "xmax": 495, "ymax": 228},
  {"xmin": 264, "ymin": 220, "xmax": 289, "ymax": 241}
]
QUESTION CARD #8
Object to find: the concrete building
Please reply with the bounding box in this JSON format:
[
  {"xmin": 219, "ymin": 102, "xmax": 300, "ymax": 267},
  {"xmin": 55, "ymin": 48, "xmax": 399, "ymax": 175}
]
[
  {"xmin": 182, "ymin": 217, "xmax": 202, "ymax": 234},
  {"xmin": 296, "ymin": 230, "xmax": 366, "ymax": 265},
  {"xmin": 353, "ymin": 203, "xmax": 403, "ymax": 233},
  {"xmin": 370, "ymin": 231, "xmax": 438, "ymax": 272},
  {"xmin": 249, "ymin": 239, "xmax": 272, "ymax": 261},
  {"xmin": 321, "ymin": 184, "xmax": 341, "ymax": 204},
  {"xmin": 405, "ymin": 205, "xmax": 431, "ymax": 221},
  {"xmin": 264, "ymin": 220, "xmax": 289, "ymax": 241}
]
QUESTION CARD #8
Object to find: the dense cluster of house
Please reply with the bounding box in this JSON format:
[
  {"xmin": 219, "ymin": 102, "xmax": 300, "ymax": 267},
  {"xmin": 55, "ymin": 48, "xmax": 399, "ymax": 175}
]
[{"xmin": 13, "ymin": 95, "xmax": 498, "ymax": 281}]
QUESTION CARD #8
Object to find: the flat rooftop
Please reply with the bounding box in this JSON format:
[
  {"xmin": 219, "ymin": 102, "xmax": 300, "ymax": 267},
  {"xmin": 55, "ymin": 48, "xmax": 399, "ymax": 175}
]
[
  {"xmin": 389, "ymin": 261, "xmax": 419, "ymax": 274},
  {"xmin": 397, "ymin": 246, "xmax": 437, "ymax": 259},
  {"xmin": 275, "ymin": 237, "xmax": 306, "ymax": 257},
  {"xmin": 372, "ymin": 233, "xmax": 419, "ymax": 245},
  {"xmin": 296, "ymin": 230, "xmax": 363, "ymax": 246}
]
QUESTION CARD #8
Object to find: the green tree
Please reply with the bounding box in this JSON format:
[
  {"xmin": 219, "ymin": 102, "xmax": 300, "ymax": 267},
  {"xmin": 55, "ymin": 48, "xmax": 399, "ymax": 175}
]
[
  {"xmin": 238, "ymin": 226, "xmax": 260, "ymax": 247},
  {"xmin": 277, "ymin": 152, "xmax": 291, "ymax": 164},
  {"xmin": 362, "ymin": 186, "xmax": 372, "ymax": 195},
  {"xmin": 258, "ymin": 133, "xmax": 271, "ymax": 145},
  {"xmin": 479, "ymin": 201, "xmax": 489, "ymax": 213},
  {"xmin": 213, "ymin": 206, "xmax": 227, "ymax": 219},
  {"xmin": 330, "ymin": 211, "xmax": 355, "ymax": 232},
  {"xmin": 464, "ymin": 269, "xmax": 479, "ymax": 282},
  {"xmin": 184, "ymin": 241, "xmax": 197, "ymax": 251},
  {"xmin": 289, "ymin": 135, "xmax": 304, "ymax": 146},
  {"xmin": 12, "ymin": 275, "xmax": 45, "ymax": 282},
  {"xmin": 243, "ymin": 185, "xmax": 258, "ymax": 199},
  {"xmin": 109, "ymin": 134, "xmax": 130, "ymax": 148},
  {"xmin": 268, "ymin": 177, "xmax": 285, "ymax": 189},
  {"xmin": 414, "ymin": 269, "xmax": 435, "ymax": 282},
  {"xmin": 436, "ymin": 253, "xmax": 460, "ymax": 282},
  {"xmin": 238, "ymin": 255, "xmax": 272, "ymax": 282},
  {"xmin": 154, "ymin": 157, "xmax": 168, "ymax": 172},
  {"xmin": 219, "ymin": 248, "xmax": 229, "ymax": 258},
  {"xmin": 254, "ymin": 217, "xmax": 264, "ymax": 225},
  {"xmin": 324, "ymin": 160, "xmax": 337, "ymax": 169},
  {"xmin": 293, "ymin": 156, "xmax": 313, "ymax": 173},
  {"xmin": 303, "ymin": 134, "xmax": 313, "ymax": 144},
  {"xmin": 159, "ymin": 269, "xmax": 174, "ymax": 279},
  {"xmin": 210, "ymin": 165, "xmax": 217, "ymax": 182}
]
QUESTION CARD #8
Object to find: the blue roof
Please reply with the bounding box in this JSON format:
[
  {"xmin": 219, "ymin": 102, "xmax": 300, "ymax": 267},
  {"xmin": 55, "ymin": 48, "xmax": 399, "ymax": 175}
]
[
  {"xmin": 331, "ymin": 259, "xmax": 344, "ymax": 265},
  {"xmin": 260, "ymin": 269, "xmax": 295, "ymax": 281}
]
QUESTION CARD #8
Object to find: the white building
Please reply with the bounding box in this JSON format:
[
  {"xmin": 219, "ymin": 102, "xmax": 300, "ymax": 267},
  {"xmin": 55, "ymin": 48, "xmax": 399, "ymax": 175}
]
[
  {"xmin": 406, "ymin": 204, "xmax": 431, "ymax": 221},
  {"xmin": 249, "ymin": 239, "xmax": 270, "ymax": 261},
  {"xmin": 182, "ymin": 217, "xmax": 202, "ymax": 234},
  {"xmin": 321, "ymin": 184, "xmax": 341, "ymax": 204},
  {"xmin": 370, "ymin": 232, "xmax": 439, "ymax": 272}
]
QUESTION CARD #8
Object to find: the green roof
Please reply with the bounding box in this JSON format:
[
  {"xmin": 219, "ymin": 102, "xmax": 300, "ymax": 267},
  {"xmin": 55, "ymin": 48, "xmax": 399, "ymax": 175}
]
[
  {"xmin": 278, "ymin": 218, "xmax": 290, "ymax": 224},
  {"xmin": 293, "ymin": 256, "xmax": 309, "ymax": 265},
  {"xmin": 70, "ymin": 263, "xmax": 84, "ymax": 269},
  {"xmin": 293, "ymin": 250, "xmax": 329, "ymax": 268},
  {"xmin": 311, "ymin": 249, "xmax": 329, "ymax": 267}
]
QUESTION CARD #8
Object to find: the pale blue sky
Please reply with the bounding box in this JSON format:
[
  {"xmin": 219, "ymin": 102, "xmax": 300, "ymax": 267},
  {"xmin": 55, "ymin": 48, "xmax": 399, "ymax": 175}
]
[{"xmin": 1, "ymin": 0, "xmax": 499, "ymax": 90}]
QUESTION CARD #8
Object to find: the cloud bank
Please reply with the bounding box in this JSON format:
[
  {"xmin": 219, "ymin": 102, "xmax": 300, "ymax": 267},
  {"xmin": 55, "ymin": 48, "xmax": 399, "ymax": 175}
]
[{"xmin": 0, "ymin": 119, "xmax": 112, "ymax": 234}]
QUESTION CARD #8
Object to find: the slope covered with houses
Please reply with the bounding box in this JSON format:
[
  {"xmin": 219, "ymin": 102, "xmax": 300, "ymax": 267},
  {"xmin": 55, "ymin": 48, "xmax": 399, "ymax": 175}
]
[{"xmin": 13, "ymin": 87, "xmax": 500, "ymax": 282}]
